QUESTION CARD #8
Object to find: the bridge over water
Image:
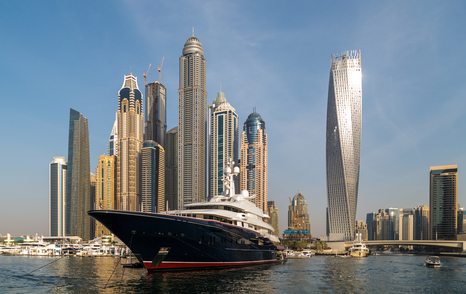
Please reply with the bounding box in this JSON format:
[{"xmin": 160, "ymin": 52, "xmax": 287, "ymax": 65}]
[{"xmin": 344, "ymin": 240, "xmax": 466, "ymax": 252}]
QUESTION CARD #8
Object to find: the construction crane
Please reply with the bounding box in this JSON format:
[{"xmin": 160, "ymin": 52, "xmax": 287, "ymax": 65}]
[
  {"xmin": 157, "ymin": 56, "xmax": 165, "ymax": 82},
  {"xmin": 143, "ymin": 63, "xmax": 152, "ymax": 85}
]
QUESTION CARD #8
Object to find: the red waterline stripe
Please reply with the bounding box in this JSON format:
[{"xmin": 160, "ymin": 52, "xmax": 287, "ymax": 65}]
[{"xmin": 143, "ymin": 259, "xmax": 278, "ymax": 270}]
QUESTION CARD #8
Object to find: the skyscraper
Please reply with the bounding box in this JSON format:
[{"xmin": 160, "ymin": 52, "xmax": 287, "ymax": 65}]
[
  {"xmin": 458, "ymin": 208, "xmax": 466, "ymax": 235},
  {"xmin": 240, "ymin": 111, "xmax": 268, "ymax": 212},
  {"xmin": 66, "ymin": 108, "xmax": 91, "ymax": 240},
  {"xmin": 109, "ymin": 115, "xmax": 118, "ymax": 156},
  {"xmin": 145, "ymin": 81, "xmax": 166, "ymax": 146},
  {"xmin": 140, "ymin": 140, "xmax": 165, "ymax": 213},
  {"xmin": 430, "ymin": 165, "xmax": 458, "ymax": 240},
  {"xmin": 50, "ymin": 156, "xmax": 67, "ymax": 236},
  {"xmin": 89, "ymin": 173, "xmax": 96, "ymax": 240},
  {"xmin": 267, "ymin": 201, "xmax": 280, "ymax": 236},
  {"xmin": 414, "ymin": 205, "xmax": 430, "ymax": 240},
  {"xmin": 116, "ymin": 74, "xmax": 144, "ymax": 211},
  {"xmin": 94, "ymin": 155, "xmax": 116, "ymax": 237},
  {"xmin": 209, "ymin": 91, "xmax": 239, "ymax": 197},
  {"xmin": 326, "ymin": 50, "xmax": 362, "ymax": 241},
  {"xmin": 178, "ymin": 34, "xmax": 207, "ymax": 208},
  {"xmin": 287, "ymin": 193, "xmax": 311, "ymax": 234},
  {"xmin": 399, "ymin": 208, "xmax": 414, "ymax": 240},
  {"xmin": 165, "ymin": 127, "xmax": 178, "ymax": 210},
  {"xmin": 366, "ymin": 213, "xmax": 375, "ymax": 240}
]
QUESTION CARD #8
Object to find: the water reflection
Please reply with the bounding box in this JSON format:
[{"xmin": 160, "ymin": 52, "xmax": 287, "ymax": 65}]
[{"xmin": 1, "ymin": 255, "xmax": 466, "ymax": 293}]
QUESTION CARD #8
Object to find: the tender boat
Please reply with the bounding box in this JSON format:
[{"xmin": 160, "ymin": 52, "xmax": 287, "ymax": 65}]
[
  {"xmin": 89, "ymin": 160, "xmax": 280, "ymax": 272},
  {"xmin": 348, "ymin": 233, "xmax": 369, "ymax": 257},
  {"xmin": 425, "ymin": 256, "xmax": 441, "ymax": 268}
]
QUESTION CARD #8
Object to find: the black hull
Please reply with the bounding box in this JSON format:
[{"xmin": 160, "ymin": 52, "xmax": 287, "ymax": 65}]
[{"xmin": 89, "ymin": 210, "xmax": 278, "ymax": 271}]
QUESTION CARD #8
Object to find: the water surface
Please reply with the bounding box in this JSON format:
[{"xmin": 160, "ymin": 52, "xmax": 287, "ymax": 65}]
[{"xmin": 0, "ymin": 255, "xmax": 464, "ymax": 293}]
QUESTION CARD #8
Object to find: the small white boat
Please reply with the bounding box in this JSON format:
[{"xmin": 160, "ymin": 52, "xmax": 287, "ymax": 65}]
[
  {"xmin": 348, "ymin": 233, "xmax": 369, "ymax": 258},
  {"xmin": 425, "ymin": 256, "xmax": 441, "ymax": 268}
]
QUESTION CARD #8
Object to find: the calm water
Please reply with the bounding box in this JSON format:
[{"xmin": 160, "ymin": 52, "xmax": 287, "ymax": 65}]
[{"xmin": 0, "ymin": 255, "xmax": 465, "ymax": 293}]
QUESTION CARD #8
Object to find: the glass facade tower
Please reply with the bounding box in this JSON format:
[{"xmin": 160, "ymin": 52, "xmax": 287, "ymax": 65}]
[
  {"xmin": 50, "ymin": 156, "xmax": 67, "ymax": 236},
  {"xmin": 145, "ymin": 81, "xmax": 166, "ymax": 146},
  {"xmin": 326, "ymin": 50, "xmax": 362, "ymax": 241},
  {"xmin": 430, "ymin": 165, "xmax": 458, "ymax": 240},
  {"xmin": 209, "ymin": 91, "xmax": 239, "ymax": 197},
  {"xmin": 66, "ymin": 108, "xmax": 91, "ymax": 240}
]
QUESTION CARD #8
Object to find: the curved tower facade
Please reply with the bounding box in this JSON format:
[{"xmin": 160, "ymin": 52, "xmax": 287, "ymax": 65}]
[
  {"xmin": 66, "ymin": 108, "xmax": 91, "ymax": 240},
  {"xmin": 240, "ymin": 111, "xmax": 268, "ymax": 212},
  {"xmin": 116, "ymin": 74, "xmax": 144, "ymax": 211},
  {"xmin": 326, "ymin": 50, "xmax": 362, "ymax": 241},
  {"xmin": 178, "ymin": 35, "xmax": 207, "ymax": 208}
]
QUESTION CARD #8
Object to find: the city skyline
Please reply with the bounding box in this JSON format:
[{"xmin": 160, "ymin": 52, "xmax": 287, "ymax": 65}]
[{"xmin": 1, "ymin": 1, "xmax": 466, "ymax": 236}]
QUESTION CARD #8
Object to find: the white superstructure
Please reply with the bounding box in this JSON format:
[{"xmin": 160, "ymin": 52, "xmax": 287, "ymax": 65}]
[{"xmin": 166, "ymin": 160, "xmax": 279, "ymax": 243}]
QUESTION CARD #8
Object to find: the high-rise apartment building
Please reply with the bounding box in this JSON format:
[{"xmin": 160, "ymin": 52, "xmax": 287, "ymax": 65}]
[
  {"xmin": 430, "ymin": 165, "xmax": 458, "ymax": 240},
  {"xmin": 287, "ymin": 193, "xmax": 311, "ymax": 234},
  {"xmin": 94, "ymin": 155, "xmax": 116, "ymax": 237},
  {"xmin": 326, "ymin": 50, "xmax": 362, "ymax": 241},
  {"xmin": 240, "ymin": 111, "xmax": 268, "ymax": 212},
  {"xmin": 414, "ymin": 205, "xmax": 430, "ymax": 240},
  {"xmin": 366, "ymin": 213, "xmax": 375, "ymax": 240},
  {"xmin": 355, "ymin": 220, "xmax": 368, "ymax": 241},
  {"xmin": 178, "ymin": 34, "xmax": 207, "ymax": 208},
  {"xmin": 50, "ymin": 156, "xmax": 67, "ymax": 236},
  {"xmin": 458, "ymin": 208, "xmax": 466, "ymax": 234},
  {"xmin": 66, "ymin": 108, "xmax": 91, "ymax": 240},
  {"xmin": 367, "ymin": 208, "xmax": 401, "ymax": 240},
  {"xmin": 399, "ymin": 208, "xmax": 414, "ymax": 241},
  {"xmin": 109, "ymin": 115, "xmax": 118, "ymax": 156},
  {"xmin": 145, "ymin": 81, "xmax": 166, "ymax": 146},
  {"xmin": 267, "ymin": 201, "xmax": 280, "ymax": 236},
  {"xmin": 165, "ymin": 127, "xmax": 178, "ymax": 210},
  {"xmin": 209, "ymin": 91, "xmax": 239, "ymax": 197},
  {"xmin": 140, "ymin": 140, "xmax": 165, "ymax": 213},
  {"xmin": 116, "ymin": 74, "xmax": 144, "ymax": 211}
]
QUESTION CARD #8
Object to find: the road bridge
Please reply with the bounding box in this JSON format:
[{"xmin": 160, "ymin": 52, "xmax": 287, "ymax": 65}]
[{"xmin": 344, "ymin": 240, "xmax": 466, "ymax": 252}]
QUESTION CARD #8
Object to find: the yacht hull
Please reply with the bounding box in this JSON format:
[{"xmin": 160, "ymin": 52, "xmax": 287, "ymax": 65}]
[{"xmin": 89, "ymin": 210, "xmax": 279, "ymax": 272}]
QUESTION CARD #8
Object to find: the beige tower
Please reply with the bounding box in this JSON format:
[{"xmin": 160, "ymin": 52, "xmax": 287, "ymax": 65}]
[
  {"xmin": 116, "ymin": 74, "xmax": 144, "ymax": 211},
  {"xmin": 287, "ymin": 193, "xmax": 311, "ymax": 234},
  {"xmin": 240, "ymin": 111, "xmax": 268, "ymax": 212},
  {"xmin": 178, "ymin": 34, "xmax": 207, "ymax": 208},
  {"xmin": 95, "ymin": 155, "xmax": 116, "ymax": 237}
]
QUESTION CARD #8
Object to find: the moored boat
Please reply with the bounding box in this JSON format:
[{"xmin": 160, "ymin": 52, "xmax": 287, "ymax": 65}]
[
  {"xmin": 348, "ymin": 233, "xmax": 369, "ymax": 258},
  {"xmin": 425, "ymin": 256, "xmax": 441, "ymax": 268},
  {"xmin": 89, "ymin": 161, "xmax": 281, "ymax": 272}
]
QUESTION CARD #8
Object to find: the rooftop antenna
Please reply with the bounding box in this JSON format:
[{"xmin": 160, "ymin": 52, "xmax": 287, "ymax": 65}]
[
  {"xmin": 143, "ymin": 64, "xmax": 152, "ymax": 85},
  {"xmin": 192, "ymin": 26, "xmax": 195, "ymax": 36},
  {"xmin": 157, "ymin": 56, "xmax": 165, "ymax": 82}
]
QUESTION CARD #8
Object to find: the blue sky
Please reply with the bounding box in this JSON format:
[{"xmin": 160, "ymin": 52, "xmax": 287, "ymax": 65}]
[{"xmin": 1, "ymin": 0, "xmax": 465, "ymax": 237}]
